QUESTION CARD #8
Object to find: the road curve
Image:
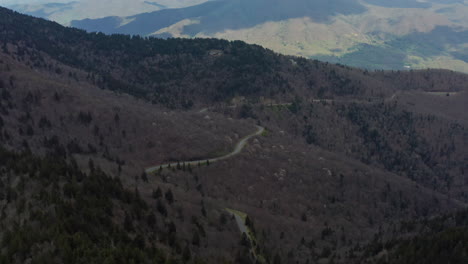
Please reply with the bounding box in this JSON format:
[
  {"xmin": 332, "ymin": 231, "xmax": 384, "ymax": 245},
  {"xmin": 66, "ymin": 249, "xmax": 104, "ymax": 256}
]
[{"xmin": 145, "ymin": 125, "xmax": 265, "ymax": 174}]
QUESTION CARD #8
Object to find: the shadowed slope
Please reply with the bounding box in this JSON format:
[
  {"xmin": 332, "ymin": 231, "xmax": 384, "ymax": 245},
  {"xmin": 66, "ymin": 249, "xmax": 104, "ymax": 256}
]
[{"xmin": 72, "ymin": 0, "xmax": 367, "ymax": 35}]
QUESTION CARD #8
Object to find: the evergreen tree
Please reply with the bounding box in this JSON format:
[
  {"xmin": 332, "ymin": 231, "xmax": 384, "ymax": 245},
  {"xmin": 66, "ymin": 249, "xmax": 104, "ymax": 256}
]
[
  {"xmin": 165, "ymin": 189, "xmax": 174, "ymax": 204},
  {"xmin": 147, "ymin": 212, "xmax": 156, "ymax": 227},
  {"xmin": 152, "ymin": 187, "xmax": 162, "ymax": 199},
  {"xmin": 273, "ymin": 253, "xmax": 281, "ymax": 264},
  {"xmin": 88, "ymin": 158, "xmax": 95, "ymax": 171},
  {"xmin": 141, "ymin": 172, "xmax": 148, "ymax": 182},
  {"xmin": 192, "ymin": 231, "xmax": 201, "ymax": 247},
  {"xmin": 124, "ymin": 212, "xmax": 134, "ymax": 232},
  {"xmin": 183, "ymin": 245, "xmax": 191, "ymax": 261},
  {"xmin": 157, "ymin": 200, "xmax": 167, "ymax": 217}
]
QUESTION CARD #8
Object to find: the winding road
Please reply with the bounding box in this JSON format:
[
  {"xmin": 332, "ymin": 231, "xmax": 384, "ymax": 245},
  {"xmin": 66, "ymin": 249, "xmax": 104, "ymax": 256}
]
[
  {"xmin": 226, "ymin": 208, "xmax": 264, "ymax": 263},
  {"xmin": 145, "ymin": 125, "xmax": 265, "ymax": 174}
]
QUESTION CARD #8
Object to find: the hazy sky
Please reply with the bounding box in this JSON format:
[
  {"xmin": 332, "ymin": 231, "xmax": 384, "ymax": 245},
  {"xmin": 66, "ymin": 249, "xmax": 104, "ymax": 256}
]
[{"xmin": 1, "ymin": 0, "xmax": 211, "ymax": 6}]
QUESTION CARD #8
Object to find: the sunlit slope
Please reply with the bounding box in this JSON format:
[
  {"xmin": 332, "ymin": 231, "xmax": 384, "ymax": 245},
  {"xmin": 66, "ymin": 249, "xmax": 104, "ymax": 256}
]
[{"xmin": 70, "ymin": 0, "xmax": 468, "ymax": 72}]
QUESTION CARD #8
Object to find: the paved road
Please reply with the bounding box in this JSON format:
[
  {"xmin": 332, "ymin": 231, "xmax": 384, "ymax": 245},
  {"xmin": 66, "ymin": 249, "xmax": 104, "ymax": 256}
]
[
  {"xmin": 227, "ymin": 209, "xmax": 264, "ymax": 263},
  {"xmin": 232, "ymin": 212, "xmax": 248, "ymax": 235},
  {"xmin": 145, "ymin": 125, "xmax": 265, "ymax": 173}
]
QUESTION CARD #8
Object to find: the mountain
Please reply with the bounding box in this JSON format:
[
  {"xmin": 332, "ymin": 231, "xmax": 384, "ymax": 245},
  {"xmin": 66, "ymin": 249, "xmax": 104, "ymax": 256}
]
[
  {"xmin": 69, "ymin": 0, "xmax": 468, "ymax": 73},
  {"xmin": 5, "ymin": 0, "xmax": 209, "ymax": 25},
  {"xmin": 1, "ymin": 7, "xmax": 468, "ymax": 264}
]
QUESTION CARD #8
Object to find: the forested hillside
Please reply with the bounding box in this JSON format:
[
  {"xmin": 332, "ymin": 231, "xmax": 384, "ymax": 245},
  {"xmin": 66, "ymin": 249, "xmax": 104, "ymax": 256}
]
[
  {"xmin": 0, "ymin": 7, "xmax": 467, "ymax": 264},
  {"xmin": 69, "ymin": 0, "xmax": 468, "ymax": 73},
  {"xmin": 2, "ymin": 7, "xmax": 468, "ymax": 109},
  {"xmin": 0, "ymin": 148, "xmax": 173, "ymax": 264},
  {"xmin": 359, "ymin": 209, "xmax": 468, "ymax": 264}
]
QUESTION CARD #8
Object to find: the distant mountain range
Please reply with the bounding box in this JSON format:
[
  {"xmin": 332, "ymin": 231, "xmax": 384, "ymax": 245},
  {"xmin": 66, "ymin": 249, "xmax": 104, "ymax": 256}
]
[
  {"xmin": 4, "ymin": 0, "xmax": 209, "ymax": 25},
  {"xmin": 68, "ymin": 0, "xmax": 468, "ymax": 73},
  {"xmin": 5, "ymin": 0, "xmax": 468, "ymax": 72}
]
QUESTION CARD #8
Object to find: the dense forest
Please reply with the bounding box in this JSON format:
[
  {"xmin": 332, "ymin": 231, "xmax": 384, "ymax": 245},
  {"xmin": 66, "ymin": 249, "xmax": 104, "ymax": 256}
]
[
  {"xmin": 1, "ymin": 7, "xmax": 468, "ymax": 109},
  {"xmin": 300, "ymin": 101, "xmax": 466, "ymax": 200},
  {"xmin": 359, "ymin": 209, "xmax": 468, "ymax": 264},
  {"xmin": 0, "ymin": 147, "xmax": 197, "ymax": 264}
]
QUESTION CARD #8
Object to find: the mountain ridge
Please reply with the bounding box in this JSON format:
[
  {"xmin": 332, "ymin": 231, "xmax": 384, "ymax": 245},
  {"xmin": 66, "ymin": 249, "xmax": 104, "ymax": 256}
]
[
  {"xmin": 68, "ymin": 0, "xmax": 468, "ymax": 73},
  {"xmin": 5, "ymin": 0, "xmax": 210, "ymax": 25}
]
